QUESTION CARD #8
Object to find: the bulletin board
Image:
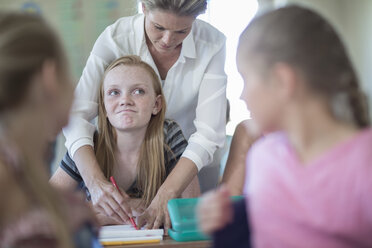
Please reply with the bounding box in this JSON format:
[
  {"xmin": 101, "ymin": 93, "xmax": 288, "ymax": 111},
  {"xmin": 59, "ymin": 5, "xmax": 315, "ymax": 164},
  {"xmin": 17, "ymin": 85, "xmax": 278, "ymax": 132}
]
[{"xmin": 0, "ymin": 0, "xmax": 138, "ymax": 82}]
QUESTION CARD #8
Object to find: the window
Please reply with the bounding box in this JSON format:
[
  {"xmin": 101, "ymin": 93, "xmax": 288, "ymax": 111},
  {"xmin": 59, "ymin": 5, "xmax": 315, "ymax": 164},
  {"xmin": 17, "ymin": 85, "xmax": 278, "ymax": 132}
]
[{"xmin": 199, "ymin": 0, "xmax": 258, "ymax": 134}]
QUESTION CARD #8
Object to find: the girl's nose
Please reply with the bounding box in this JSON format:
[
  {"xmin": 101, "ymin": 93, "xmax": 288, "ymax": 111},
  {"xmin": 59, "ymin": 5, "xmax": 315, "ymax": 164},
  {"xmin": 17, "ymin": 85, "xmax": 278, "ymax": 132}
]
[{"xmin": 119, "ymin": 93, "xmax": 134, "ymax": 106}]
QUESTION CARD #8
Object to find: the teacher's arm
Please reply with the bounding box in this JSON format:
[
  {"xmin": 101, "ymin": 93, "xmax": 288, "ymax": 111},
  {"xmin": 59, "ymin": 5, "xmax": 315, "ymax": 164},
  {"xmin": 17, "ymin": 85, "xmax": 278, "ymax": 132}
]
[{"xmin": 137, "ymin": 157, "xmax": 198, "ymax": 232}]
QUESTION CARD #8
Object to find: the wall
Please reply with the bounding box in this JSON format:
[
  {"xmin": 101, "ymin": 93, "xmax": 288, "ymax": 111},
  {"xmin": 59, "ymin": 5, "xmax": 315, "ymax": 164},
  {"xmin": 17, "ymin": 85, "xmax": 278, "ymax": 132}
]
[
  {"xmin": 340, "ymin": 0, "xmax": 372, "ymax": 118},
  {"xmin": 0, "ymin": 0, "xmax": 138, "ymax": 171},
  {"xmin": 0, "ymin": 0, "xmax": 138, "ymax": 82},
  {"xmin": 273, "ymin": 0, "xmax": 372, "ymax": 118}
]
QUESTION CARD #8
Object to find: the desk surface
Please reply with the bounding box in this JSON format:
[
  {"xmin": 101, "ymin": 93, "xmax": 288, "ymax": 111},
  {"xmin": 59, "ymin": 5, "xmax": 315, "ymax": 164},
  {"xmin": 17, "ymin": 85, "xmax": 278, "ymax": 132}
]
[{"xmin": 104, "ymin": 237, "xmax": 211, "ymax": 248}]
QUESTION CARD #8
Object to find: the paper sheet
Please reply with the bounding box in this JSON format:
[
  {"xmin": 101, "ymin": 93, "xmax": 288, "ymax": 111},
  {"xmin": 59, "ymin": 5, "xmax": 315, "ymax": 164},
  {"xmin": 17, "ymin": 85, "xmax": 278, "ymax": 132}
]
[{"xmin": 99, "ymin": 224, "xmax": 164, "ymax": 240}]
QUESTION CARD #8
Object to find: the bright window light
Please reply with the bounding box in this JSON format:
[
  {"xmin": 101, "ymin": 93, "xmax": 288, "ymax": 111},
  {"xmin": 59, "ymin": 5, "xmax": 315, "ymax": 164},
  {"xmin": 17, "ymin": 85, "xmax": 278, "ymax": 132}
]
[{"xmin": 199, "ymin": 0, "xmax": 258, "ymax": 135}]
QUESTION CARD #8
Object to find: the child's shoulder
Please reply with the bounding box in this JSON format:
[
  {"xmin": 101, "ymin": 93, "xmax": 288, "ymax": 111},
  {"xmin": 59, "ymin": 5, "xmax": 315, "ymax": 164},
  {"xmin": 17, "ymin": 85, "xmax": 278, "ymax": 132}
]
[
  {"xmin": 163, "ymin": 119, "xmax": 180, "ymax": 130},
  {"xmin": 247, "ymin": 131, "xmax": 289, "ymax": 163},
  {"xmin": 163, "ymin": 119, "xmax": 184, "ymax": 138},
  {"xmin": 252, "ymin": 131, "xmax": 288, "ymax": 151},
  {"xmin": 163, "ymin": 119, "xmax": 187, "ymax": 148}
]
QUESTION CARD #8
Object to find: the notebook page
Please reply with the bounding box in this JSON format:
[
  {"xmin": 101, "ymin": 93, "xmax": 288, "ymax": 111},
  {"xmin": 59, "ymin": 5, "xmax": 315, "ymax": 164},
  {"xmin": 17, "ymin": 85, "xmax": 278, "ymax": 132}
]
[{"xmin": 99, "ymin": 224, "xmax": 164, "ymax": 239}]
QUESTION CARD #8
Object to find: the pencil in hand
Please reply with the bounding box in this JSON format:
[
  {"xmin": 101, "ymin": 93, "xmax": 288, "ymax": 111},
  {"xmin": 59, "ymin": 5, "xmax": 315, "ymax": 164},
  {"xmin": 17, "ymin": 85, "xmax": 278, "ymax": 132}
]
[{"xmin": 109, "ymin": 176, "xmax": 139, "ymax": 230}]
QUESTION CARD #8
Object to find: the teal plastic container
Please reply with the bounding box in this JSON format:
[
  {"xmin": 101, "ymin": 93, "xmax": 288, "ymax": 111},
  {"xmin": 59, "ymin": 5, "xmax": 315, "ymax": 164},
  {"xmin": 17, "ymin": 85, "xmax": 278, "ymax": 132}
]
[
  {"xmin": 167, "ymin": 196, "xmax": 244, "ymax": 242},
  {"xmin": 168, "ymin": 228, "xmax": 209, "ymax": 242},
  {"xmin": 167, "ymin": 197, "xmax": 208, "ymax": 242}
]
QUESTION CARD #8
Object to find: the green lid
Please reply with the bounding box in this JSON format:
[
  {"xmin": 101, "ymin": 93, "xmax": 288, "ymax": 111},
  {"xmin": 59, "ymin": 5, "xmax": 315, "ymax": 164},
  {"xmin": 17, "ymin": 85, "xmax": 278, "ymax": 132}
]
[{"xmin": 167, "ymin": 196, "xmax": 244, "ymax": 241}]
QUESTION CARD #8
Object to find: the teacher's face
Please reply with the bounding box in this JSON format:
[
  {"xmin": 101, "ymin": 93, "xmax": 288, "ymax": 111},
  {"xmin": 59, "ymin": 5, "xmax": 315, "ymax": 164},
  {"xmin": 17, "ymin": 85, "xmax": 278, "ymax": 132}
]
[{"xmin": 144, "ymin": 8, "xmax": 194, "ymax": 53}]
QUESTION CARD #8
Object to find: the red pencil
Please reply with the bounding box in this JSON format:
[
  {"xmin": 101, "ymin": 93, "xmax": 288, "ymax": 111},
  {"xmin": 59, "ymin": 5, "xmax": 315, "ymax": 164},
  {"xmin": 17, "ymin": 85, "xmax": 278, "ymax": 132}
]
[{"xmin": 110, "ymin": 176, "xmax": 139, "ymax": 230}]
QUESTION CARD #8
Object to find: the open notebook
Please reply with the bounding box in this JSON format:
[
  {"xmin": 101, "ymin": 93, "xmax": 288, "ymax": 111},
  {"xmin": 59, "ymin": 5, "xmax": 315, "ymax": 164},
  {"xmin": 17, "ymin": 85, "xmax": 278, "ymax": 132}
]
[{"xmin": 99, "ymin": 224, "xmax": 164, "ymax": 246}]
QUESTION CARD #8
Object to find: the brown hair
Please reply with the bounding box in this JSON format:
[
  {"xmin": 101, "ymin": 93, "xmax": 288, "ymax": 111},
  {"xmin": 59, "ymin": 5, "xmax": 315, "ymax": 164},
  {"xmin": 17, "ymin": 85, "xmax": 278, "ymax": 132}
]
[
  {"xmin": 0, "ymin": 12, "xmax": 72, "ymax": 247},
  {"xmin": 239, "ymin": 6, "xmax": 370, "ymax": 128},
  {"xmin": 96, "ymin": 55, "xmax": 167, "ymax": 207},
  {"xmin": 0, "ymin": 13, "xmax": 67, "ymax": 112},
  {"xmin": 141, "ymin": 0, "xmax": 207, "ymax": 17}
]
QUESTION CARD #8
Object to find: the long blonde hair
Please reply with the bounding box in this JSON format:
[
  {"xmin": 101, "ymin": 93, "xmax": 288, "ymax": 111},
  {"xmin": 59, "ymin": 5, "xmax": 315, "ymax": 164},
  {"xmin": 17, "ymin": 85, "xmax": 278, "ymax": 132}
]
[
  {"xmin": 141, "ymin": 0, "xmax": 207, "ymax": 17},
  {"xmin": 96, "ymin": 55, "xmax": 167, "ymax": 206},
  {"xmin": 0, "ymin": 12, "xmax": 72, "ymax": 247}
]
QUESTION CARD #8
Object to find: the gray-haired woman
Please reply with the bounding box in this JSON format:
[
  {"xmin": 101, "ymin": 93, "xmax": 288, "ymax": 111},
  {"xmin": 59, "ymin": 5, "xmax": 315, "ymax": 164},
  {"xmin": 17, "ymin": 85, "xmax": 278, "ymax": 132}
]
[{"xmin": 63, "ymin": 0, "xmax": 227, "ymax": 232}]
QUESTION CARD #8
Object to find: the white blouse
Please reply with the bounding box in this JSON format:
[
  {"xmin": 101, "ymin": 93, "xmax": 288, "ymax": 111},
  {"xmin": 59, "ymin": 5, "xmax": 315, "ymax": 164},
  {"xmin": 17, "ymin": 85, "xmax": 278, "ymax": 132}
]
[{"xmin": 63, "ymin": 14, "xmax": 227, "ymax": 170}]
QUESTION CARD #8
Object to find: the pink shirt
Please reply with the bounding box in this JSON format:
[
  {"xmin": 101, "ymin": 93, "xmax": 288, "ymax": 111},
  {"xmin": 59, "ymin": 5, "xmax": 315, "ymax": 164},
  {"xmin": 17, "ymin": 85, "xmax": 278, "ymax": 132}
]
[{"xmin": 244, "ymin": 128, "xmax": 372, "ymax": 248}]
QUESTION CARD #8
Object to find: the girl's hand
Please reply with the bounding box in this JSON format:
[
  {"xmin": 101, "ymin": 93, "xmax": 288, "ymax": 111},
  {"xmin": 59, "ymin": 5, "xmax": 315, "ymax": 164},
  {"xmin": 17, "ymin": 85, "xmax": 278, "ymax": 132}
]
[
  {"xmin": 89, "ymin": 178, "xmax": 132, "ymax": 224},
  {"xmin": 72, "ymin": 146, "xmax": 132, "ymax": 224},
  {"xmin": 95, "ymin": 198, "xmax": 146, "ymax": 226},
  {"xmin": 197, "ymin": 186, "xmax": 233, "ymax": 235},
  {"xmin": 136, "ymin": 187, "xmax": 175, "ymax": 234}
]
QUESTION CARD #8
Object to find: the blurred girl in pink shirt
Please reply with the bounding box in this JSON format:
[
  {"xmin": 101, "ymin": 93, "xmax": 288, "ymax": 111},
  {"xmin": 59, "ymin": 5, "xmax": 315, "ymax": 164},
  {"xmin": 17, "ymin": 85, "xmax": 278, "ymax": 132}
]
[{"xmin": 198, "ymin": 5, "xmax": 372, "ymax": 248}]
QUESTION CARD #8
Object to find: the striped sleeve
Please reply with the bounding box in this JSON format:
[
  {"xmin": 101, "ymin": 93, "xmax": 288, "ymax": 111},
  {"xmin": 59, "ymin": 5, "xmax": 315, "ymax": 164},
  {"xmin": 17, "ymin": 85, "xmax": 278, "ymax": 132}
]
[
  {"xmin": 60, "ymin": 152, "xmax": 83, "ymax": 183},
  {"xmin": 163, "ymin": 119, "xmax": 188, "ymax": 175},
  {"xmin": 60, "ymin": 152, "xmax": 92, "ymax": 200}
]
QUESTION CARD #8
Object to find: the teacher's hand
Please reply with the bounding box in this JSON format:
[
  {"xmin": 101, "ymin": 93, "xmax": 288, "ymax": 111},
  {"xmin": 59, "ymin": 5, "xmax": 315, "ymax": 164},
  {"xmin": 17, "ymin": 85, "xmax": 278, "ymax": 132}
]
[
  {"xmin": 137, "ymin": 186, "xmax": 176, "ymax": 234},
  {"xmin": 89, "ymin": 178, "xmax": 132, "ymax": 224}
]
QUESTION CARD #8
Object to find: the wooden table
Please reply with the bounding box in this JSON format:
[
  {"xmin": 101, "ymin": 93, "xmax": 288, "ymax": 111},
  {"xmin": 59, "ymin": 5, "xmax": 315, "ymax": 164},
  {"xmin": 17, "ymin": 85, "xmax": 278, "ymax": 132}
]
[{"xmin": 104, "ymin": 237, "xmax": 211, "ymax": 248}]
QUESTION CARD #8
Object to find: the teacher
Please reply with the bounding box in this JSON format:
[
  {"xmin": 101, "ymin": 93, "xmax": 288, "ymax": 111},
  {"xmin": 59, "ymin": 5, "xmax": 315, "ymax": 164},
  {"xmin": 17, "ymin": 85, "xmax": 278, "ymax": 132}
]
[{"xmin": 63, "ymin": 0, "xmax": 227, "ymax": 230}]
